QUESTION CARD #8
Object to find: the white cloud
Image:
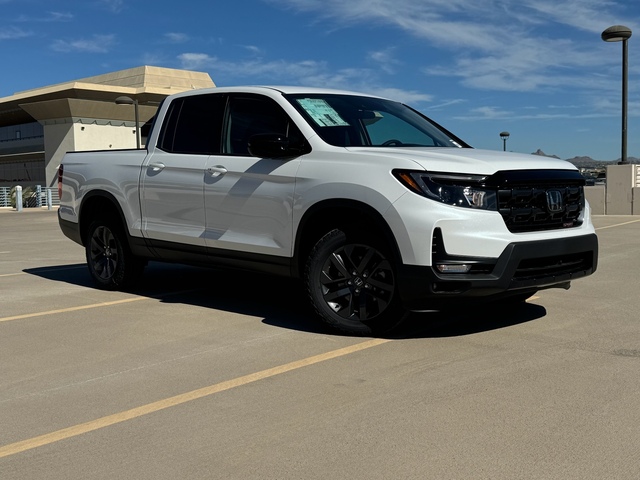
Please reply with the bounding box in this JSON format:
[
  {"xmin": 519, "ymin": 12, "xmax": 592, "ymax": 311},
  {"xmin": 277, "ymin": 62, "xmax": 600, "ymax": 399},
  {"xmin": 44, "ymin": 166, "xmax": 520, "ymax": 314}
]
[
  {"xmin": 455, "ymin": 104, "xmax": 619, "ymax": 121},
  {"xmin": 0, "ymin": 26, "xmax": 31, "ymax": 40},
  {"xmin": 427, "ymin": 99, "xmax": 466, "ymax": 110},
  {"xmin": 524, "ymin": 0, "xmax": 623, "ymax": 34},
  {"xmin": 177, "ymin": 52, "xmax": 432, "ymax": 103},
  {"xmin": 267, "ymin": 0, "xmax": 638, "ymax": 94},
  {"xmin": 460, "ymin": 106, "xmax": 513, "ymax": 120},
  {"xmin": 368, "ymin": 87, "xmax": 432, "ymax": 104},
  {"xmin": 178, "ymin": 53, "xmax": 217, "ymax": 70},
  {"xmin": 51, "ymin": 34, "xmax": 116, "ymax": 53},
  {"xmin": 179, "ymin": 54, "xmax": 329, "ymax": 82},
  {"xmin": 97, "ymin": 0, "xmax": 125, "ymax": 13},
  {"xmin": 243, "ymin": 45, "xmax": 263, "ymax": 56},
  {"xmin": 368, "ymin": 48, "xmax": 402, "ymax": 74},
  {"xmin": 547, "ymin": 104, "xmax": 581, "ymax": 109},
  {"xmin": 164, "ymin": 32, "xmax": 189, "ymax": 44},
  {"xmin": 15, "ymin": 11, "xmax": 73, "ymax": 22}
]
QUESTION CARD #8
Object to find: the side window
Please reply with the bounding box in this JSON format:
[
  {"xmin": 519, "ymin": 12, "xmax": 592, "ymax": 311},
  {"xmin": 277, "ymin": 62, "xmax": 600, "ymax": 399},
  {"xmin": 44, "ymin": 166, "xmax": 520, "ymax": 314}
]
[
  {"xmin": 158, "ymin": 94, "xmax": 225, "ymax": 154},
  {"xmin": 224, "ymin": 95, "xmax": 300, "ymax": 155}
]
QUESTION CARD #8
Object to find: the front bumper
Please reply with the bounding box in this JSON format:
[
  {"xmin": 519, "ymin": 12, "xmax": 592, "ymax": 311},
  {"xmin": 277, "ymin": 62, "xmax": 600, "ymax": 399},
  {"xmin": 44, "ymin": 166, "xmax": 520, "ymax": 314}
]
[{"xmin": 396, "ymin": 233, "xmax": 598, "ymax": 310}]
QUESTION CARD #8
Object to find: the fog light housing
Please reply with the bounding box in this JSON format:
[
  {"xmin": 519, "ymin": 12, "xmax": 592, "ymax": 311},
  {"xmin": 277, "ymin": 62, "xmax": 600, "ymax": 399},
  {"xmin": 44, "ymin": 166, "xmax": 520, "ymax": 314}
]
[{"xmin": 436, "ymin": 264, "xmax": 472, "ymax": 274}]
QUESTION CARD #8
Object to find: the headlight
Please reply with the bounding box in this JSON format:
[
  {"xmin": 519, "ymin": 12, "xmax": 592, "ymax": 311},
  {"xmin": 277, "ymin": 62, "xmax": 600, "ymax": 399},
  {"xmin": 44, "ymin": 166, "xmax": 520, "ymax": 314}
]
[{"xmin": 393, "ymin": 170, "xmax": 497, "ymax": 210}]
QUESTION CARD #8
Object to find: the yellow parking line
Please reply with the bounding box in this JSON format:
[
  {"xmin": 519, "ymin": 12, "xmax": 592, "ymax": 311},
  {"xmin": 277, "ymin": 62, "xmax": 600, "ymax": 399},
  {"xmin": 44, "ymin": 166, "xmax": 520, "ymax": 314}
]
[
  {"xmin": 0, "ymin": 297, "xmax": 148, "ymax": 323},
  {"xmin": 596, "ymin": 219, "xmax": 640, "ymax": 230},
  {"xmin": 0, "ymin": 338, "xmax": 389, "ymax": 458},
  {"xmin": 0, "ymin": 286, "xmax": 206, "ymax": 323}
]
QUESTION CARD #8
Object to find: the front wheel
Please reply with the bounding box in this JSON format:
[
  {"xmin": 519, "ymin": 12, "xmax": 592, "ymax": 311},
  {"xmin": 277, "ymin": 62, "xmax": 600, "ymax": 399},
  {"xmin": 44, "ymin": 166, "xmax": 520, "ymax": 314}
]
[
  {"xmin": 85, "ymin": 219, "xmax": 144, "ymax": 290},
  {"xmin": 305, "ymin": 229, "xmax": 407, "ymax": 336}
]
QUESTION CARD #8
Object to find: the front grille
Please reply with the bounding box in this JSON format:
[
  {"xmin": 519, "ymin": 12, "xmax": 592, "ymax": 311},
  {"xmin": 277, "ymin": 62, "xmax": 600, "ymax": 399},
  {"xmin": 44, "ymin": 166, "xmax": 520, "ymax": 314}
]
[{"xmin": 488, "ymin": 170, "xmax": 585, "ymax": 233}]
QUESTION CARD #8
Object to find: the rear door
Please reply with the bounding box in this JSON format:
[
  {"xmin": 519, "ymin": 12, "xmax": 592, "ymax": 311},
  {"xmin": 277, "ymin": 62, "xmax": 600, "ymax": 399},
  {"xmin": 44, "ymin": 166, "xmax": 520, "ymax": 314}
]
[{"xmin": 140, "ymin": 94, "xmax": 225, "ymax": 247}]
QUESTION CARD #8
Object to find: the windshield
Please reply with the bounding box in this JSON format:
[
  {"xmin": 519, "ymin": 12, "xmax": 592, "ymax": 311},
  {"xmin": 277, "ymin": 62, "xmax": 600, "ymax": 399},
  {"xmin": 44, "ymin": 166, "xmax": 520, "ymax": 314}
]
[{"xmin": 285, "ymin": 93, "xmax": 469, "ymax": 149}]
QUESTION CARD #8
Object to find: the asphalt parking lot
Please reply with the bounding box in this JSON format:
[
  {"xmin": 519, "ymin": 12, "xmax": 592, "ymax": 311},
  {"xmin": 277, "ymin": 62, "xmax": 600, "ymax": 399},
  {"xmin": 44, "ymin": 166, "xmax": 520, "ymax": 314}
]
[{"xmin": 1, "ymin": 208, "xmax": 640, "ymax": 479}]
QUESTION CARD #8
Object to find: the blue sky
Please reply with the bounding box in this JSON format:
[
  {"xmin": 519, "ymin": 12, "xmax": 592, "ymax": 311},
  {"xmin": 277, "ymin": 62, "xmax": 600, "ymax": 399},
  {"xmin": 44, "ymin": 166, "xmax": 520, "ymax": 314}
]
[{"xmin": 1, "ymin": 0, "xmax": 638, "ymax": 160}]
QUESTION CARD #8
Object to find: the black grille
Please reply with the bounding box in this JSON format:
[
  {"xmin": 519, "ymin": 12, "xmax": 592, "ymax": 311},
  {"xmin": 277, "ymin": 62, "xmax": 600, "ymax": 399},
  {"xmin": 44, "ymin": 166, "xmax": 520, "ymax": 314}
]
[
  {"xmin": 514, "ymin": 252, "xmax": 593, "ymax": 281},
  {"xmin": 487, "ymin": 170, "xmax": 585, "ymax": 233}
]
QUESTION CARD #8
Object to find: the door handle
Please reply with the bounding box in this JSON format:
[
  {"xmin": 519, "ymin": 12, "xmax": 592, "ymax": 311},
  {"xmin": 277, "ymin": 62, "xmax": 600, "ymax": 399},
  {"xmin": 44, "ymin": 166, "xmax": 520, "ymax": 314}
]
[
  {"xmin": 148, "ymin": 162, "xmax": 165, "ymax": 172},
  {"xmin": 207, "ymin": 165, "xmax": 228, "ymax": 176}
]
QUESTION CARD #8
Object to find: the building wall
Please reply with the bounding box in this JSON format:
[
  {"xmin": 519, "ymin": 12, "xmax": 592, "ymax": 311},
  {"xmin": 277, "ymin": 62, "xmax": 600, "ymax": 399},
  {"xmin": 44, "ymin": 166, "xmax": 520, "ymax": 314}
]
[
  {"xmin": 43, "ymin": 122, "xmax": 78, "ymax": 188},
  {"xmin": 41, "ymin": 115, "xmax": 155, "ymax": 187},
  {"xmin": 73, "ymin": 122, "xmax": 140, "ymax": 151},
  {"xmin": 585, "ymin": 185, "xmax": 606, "ymax": 215},
  {"xmin": 606, "ymin": 164, "xmax": 638, "ymax": 215}
]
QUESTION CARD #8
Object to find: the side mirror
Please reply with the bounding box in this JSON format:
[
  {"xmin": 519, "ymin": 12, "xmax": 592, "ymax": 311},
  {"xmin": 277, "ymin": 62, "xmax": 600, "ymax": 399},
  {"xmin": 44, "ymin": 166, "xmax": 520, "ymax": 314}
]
[{"xmin": 248, "ymin": 133, "xmax": 310, "ymax": 158}]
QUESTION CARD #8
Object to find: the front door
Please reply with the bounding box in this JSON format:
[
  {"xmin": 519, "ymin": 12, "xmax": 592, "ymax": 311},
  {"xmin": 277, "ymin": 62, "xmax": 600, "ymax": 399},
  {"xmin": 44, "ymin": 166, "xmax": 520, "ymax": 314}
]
[{"xmin": 204, "ymin": 94, "xmax": 303, "ymax": 257}]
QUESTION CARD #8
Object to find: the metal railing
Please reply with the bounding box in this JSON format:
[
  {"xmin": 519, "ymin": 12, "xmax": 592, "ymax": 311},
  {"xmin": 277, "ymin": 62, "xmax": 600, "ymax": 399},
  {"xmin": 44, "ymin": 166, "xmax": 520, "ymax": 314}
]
[
  {"xmin": 0, "ymin": 187, "xmax": 10, "ymax": 207},
  {"xmin": 0, "ymin": 185, "xmax": 59, "ymax": 209}
]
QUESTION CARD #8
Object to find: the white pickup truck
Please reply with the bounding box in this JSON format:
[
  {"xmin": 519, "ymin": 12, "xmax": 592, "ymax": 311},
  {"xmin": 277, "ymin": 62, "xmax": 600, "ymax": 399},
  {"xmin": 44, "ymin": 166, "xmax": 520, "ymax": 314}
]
[{"xmin": 58, "ymin": 86, "xmax": 598, "ymax": 335}]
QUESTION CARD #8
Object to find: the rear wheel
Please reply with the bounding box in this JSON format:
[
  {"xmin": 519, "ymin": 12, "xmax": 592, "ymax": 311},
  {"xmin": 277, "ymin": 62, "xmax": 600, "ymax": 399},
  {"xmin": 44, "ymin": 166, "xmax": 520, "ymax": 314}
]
[
  {"xmin": 85, "ymin": 219, "xmax": 144, "ymax": 290},
  {"xmin": 305, "ymin": 229, "xmax": 407, "ymax": 336}
]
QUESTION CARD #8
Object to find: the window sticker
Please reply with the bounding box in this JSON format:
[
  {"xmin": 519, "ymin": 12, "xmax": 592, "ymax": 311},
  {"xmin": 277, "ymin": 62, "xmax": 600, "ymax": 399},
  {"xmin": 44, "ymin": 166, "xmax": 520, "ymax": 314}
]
[{"xmin": 296, "ymin": 99, "xmax": 350, "ymax": 127}]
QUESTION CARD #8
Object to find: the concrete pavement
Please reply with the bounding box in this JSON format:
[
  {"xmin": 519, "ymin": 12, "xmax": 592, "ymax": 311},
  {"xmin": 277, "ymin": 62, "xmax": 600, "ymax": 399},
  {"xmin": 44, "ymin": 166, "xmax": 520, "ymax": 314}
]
[{"xmin": 1, "ymin": 208, "xmax": 639, "ymax": 479}]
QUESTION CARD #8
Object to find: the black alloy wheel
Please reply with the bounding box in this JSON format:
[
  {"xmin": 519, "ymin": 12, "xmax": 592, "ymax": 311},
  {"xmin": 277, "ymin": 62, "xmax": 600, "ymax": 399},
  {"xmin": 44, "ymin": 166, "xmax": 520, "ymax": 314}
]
[
  {"xmin": 89, "ymin": 225, "xmax": 119, "ymax": 283},
  {"xmin": 85, "ymin": 219, "xmax": 144, "ymax": 290},
  {"xmin": 306, "ymin": 229, "xmax": 406, "ymax": 336}
]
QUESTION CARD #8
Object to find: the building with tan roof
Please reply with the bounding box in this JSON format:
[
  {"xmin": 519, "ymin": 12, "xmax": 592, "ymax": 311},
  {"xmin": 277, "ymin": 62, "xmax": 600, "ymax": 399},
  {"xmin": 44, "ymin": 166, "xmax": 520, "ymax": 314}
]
[{"xmin": 0, "ymin": 66, "xmax": 215, "ymax": 189}]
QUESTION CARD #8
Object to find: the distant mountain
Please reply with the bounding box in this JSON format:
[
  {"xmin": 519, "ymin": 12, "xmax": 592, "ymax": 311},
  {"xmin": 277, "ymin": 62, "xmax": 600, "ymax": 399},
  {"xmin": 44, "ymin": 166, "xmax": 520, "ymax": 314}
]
[
  {"xmin": 532, "ymin": 149, "xmax": 561, "ymax": 159},
  {"xmin": 565, "ymin": 156, "xmax": 611, "ymax": 168},
  {"xmin": 531, "ymin": 149, "xmax": 639, "ymax": 167}
]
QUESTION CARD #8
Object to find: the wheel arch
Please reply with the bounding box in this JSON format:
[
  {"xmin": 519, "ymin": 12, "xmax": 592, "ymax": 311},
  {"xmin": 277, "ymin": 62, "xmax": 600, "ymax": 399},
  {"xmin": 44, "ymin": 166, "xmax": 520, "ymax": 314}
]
[
  {"xmin": 78, "ymin": 191, "xmax": 129, "ymax": 246},
  {"xmin": 292, "ymin": 199, "xmax": 401, "ymax": 278}
]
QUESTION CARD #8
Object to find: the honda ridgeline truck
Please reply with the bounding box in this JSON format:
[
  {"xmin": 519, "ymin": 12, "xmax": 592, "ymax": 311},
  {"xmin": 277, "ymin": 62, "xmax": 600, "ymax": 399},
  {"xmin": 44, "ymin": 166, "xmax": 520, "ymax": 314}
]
[{"xmin": 58, "ymin": 86, "xmax": 598, "ymax": 335}]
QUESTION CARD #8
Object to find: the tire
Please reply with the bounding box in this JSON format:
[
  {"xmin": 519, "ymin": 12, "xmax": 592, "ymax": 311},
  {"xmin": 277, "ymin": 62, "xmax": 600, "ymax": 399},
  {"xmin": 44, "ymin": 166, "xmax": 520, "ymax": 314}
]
[
  {"xmin": 305, "ymin": 229, "xmax": 407, "ymax": 336},
  {"xmin": 85, "ymin": 219, "xmax": 144, "ymax": 290}
]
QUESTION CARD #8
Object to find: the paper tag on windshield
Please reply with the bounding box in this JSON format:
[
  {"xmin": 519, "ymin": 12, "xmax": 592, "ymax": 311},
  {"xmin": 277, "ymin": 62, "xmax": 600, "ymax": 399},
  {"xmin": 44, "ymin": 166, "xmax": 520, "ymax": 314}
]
[{"xmin": 296, "ymin": 99, "xmax": 350, "ymax": 127}]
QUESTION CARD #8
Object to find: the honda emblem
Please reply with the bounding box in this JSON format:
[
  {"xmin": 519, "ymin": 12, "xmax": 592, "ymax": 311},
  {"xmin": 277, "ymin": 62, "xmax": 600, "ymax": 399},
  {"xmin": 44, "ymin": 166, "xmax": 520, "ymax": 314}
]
[{"xmin": 546, "ymin": 190, "xmax": 564, "ymax": 213}]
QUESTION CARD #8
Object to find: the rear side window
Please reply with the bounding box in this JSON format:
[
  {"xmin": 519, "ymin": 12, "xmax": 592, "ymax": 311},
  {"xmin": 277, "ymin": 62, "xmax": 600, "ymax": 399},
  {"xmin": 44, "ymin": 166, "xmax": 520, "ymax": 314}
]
[{"xmin": 158, "ymin": 94, "xmax": 225, "ymax": 154}]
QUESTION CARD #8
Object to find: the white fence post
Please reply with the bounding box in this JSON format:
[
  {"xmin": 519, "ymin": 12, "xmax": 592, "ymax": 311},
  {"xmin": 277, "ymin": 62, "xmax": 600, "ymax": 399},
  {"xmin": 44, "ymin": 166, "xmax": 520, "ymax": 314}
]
[
  {"xmin": 47, "ymin": 188, "xmax": 53, "ymax": 210},
  {"xmin": 16, "ymin": 185, "xmax": 23, "ymax": 212}
]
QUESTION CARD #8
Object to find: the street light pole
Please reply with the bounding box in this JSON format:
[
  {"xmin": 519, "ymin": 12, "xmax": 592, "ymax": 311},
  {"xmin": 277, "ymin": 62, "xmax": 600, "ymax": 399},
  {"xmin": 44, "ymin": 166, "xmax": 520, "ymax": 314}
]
[
  {"xmin": 500, "ymin": 131, "xmax": 510, "ymax": 151},
  {"xmin": 115, "ymin": 96, "xmax": 141, "ymax": 149},
  {"xmin": 601, "ymin": 25, "xmax": 632, "ymax": 165}
]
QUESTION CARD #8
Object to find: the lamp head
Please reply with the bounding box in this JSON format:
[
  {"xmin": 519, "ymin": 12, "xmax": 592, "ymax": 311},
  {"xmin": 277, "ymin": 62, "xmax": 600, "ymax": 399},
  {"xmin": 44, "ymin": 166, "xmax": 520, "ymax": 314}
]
[
  {"xmin": 115, "ymin": 96, "xmax": 136, "ymax": 105},
  {"xmin": 601, "ymin": 25, "xmax": 632, "ymax": 42}
]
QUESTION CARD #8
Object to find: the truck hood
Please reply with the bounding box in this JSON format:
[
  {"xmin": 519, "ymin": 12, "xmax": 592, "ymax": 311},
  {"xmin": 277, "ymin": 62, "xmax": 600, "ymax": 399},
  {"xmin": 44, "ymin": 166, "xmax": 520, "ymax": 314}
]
[{"xmin": 344, "ymin": 147, "xmax": 577, "ymax": 175}]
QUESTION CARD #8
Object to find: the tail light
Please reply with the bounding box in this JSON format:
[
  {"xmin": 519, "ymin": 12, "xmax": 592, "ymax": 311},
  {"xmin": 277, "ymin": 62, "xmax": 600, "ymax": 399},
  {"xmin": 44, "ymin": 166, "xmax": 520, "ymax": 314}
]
[{"xmin": 57, "ymin": 164, "xmax": 63, "ymax": 200}]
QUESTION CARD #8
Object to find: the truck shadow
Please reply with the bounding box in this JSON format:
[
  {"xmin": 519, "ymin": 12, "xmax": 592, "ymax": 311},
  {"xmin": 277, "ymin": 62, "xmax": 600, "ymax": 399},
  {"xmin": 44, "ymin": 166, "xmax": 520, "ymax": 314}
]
[
  {"xmin": 391, "ymin": 302, "xmax": 547, "ymax": 339},
  {"xmin": 24, "ymin": 262, "xmax": 546, "ymax": 339}
]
